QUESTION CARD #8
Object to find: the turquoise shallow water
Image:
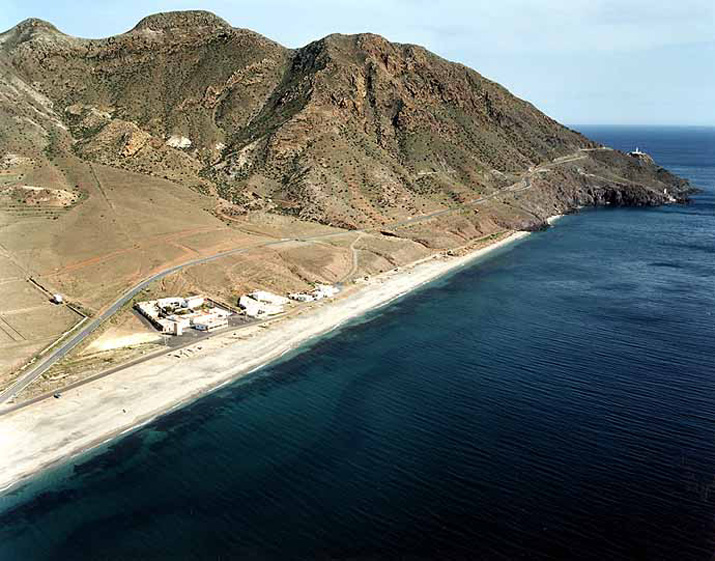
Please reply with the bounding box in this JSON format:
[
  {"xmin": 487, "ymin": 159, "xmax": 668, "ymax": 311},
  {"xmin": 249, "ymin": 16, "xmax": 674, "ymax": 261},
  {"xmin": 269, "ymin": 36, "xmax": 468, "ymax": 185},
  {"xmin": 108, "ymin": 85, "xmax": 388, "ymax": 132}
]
[{"xmin": 0, "ymin": 126, "xmax": 714, "ymax": 560}]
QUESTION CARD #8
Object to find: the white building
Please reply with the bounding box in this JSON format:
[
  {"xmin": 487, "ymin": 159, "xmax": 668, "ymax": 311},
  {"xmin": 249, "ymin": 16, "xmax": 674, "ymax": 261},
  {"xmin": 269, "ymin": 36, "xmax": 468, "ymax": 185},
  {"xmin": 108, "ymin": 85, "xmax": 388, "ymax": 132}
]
[
  {"xmin": 136, "ymin": 301, "xmax": 160, "ymax": 320},
  {"xmin": 157, "ymin": 297, "xmax": 184, "ymax": 310},
  {"xmin": 312, "ymin": 284, "xmax": 339, "ymax": 300},
  {"xmin": 289, "ymin": 293, "xmax": 315, "ymax": 303},
  {"xmin": 249, "ymin": 291, "xmax": 289, "ymax": 305},
  {"xmin": 52, "ymin": 294, "xmax": 64, "ymax": 304},
  {"xmin": 239, "ymin": 295, "xmax": 284, "ymax": 318},
  {"xmin": 189, "ymin": 310, "xmax": 229, "ymax": 326},
  {"xmin": 136, "ymin": 296, "xmax": 232, "ymax": 334},
  {"xmin": 184, "ymin": 296, "xmax": 205, "ymax": 309},
  {"xmin": 167, "ymin": 315, "xmax": 192, "ymax": 329},
  {"xmin": 193, "ymin": 316, "xmax": 228, "ymax": 332}
]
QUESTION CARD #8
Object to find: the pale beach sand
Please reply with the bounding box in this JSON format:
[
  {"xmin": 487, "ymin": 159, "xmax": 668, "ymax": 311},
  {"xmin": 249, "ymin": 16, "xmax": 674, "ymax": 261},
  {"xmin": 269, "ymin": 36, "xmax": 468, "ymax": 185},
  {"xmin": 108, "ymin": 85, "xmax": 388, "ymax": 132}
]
[{"xmin": 0, "ymin": 230, "xmax": 533, "ymax": 492}]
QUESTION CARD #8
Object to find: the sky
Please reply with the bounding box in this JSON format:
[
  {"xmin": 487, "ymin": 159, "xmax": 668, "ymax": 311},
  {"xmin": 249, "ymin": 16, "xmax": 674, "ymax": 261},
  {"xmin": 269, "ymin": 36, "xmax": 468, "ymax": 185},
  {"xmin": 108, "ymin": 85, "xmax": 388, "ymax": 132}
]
[{"xmin": 2, "ymin": 0, "xmax": 714, "ymax": 126}]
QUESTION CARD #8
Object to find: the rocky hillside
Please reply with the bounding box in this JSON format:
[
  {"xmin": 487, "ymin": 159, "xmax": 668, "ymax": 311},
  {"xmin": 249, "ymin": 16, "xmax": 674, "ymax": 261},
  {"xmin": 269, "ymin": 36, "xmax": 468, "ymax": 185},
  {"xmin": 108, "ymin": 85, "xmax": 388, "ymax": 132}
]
[{"xmin": 0, "ymin": 10, "xmax": 692, "ymax": 231}]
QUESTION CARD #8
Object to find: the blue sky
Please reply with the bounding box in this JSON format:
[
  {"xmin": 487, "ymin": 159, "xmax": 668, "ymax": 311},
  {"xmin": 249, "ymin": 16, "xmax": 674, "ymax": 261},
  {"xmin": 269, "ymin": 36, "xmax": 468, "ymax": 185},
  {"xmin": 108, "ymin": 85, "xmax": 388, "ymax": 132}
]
[{"xmin": 3, "ymin": 0, "xmax": 714, "ymax": 126}]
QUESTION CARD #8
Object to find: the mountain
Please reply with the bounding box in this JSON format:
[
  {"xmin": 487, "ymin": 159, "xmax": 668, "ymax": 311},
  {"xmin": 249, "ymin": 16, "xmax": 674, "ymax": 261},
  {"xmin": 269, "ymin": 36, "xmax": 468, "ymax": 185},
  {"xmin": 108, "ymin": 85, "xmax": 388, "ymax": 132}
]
[
  {"xmin": 0, "ymin": 11, "xmax": 690, "ymax": 229},
  {"xmin": 0, "ymin": 11, "xmax": 693, "ymax": 311}
]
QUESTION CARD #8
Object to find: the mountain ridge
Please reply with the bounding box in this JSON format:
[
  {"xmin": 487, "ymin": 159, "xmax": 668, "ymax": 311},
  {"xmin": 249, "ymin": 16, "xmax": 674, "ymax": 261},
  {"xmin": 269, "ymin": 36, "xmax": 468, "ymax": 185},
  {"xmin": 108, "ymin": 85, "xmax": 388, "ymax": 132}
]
[{"xmin": 0, "ymin": 10, "xmax": 691, "ymax": 231}]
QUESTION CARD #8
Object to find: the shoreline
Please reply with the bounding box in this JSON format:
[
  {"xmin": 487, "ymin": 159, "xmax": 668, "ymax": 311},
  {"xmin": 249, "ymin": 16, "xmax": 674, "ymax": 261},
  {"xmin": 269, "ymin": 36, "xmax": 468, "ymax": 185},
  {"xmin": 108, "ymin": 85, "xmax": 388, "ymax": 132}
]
[{"xmin": 0, "ymin": 228, "xmax": 536, "ymax": 494}]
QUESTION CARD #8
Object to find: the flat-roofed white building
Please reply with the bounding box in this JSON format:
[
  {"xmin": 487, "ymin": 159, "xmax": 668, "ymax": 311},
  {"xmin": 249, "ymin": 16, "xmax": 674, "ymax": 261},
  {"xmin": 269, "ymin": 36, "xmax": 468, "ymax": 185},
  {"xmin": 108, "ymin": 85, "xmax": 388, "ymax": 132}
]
[
  {"xmin": 210, "ymin": 307, "xmax": 232, "ymax": 318},
  {"xmin": 193, "ymin": 316, "xmax": 228, "ymax": 332},
  {"xmin": 239, "ymin": 295, "xmax": 264, "ymax": 318},
  {"xmin": 249, "ymin": 291, "xmax": 289, "ymax": 305},
  {"xmin": 312, "ymin": 284, "xmax": 339, "ymax": 300},
  {"xmin": 289, "ymin": 293, "xmax": 315, "ymax": 303},
  {"xmin": 157, "ymin": 297, "xmax": 184, "ymax": 310},
  {"xmin": 239, "ymin": 295, "xmax": 284, "ymax": 318},
  {"xmin": 167, "ymin": 315, "xmax": 192, "ymax": 329},
  {"xmin": 136, "ymin": 296, "xmax": 232, "ymax": 334},
  {"xmin": 136, "ymin": 301, "xmax": 156, "ymax": 317},
  {"xmin": 184, "ymin": 296, "xmax": 204, "ymax": 309}
]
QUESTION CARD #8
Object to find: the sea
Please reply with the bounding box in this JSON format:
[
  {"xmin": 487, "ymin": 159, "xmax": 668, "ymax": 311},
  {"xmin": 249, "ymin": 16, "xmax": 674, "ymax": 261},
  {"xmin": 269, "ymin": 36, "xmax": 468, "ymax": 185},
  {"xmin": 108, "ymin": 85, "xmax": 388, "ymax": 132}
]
[{"xmin": 0, "ymin": 126, "xmax": 713, "ymax": 560}]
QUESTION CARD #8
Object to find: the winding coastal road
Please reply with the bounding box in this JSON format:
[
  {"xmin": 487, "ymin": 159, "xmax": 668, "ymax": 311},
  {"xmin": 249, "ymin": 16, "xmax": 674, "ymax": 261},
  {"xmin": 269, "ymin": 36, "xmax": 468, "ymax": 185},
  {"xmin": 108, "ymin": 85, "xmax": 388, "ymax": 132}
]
[{"xmin": 0, "ymin": 150, "xmax": 593, "ymax": 405}]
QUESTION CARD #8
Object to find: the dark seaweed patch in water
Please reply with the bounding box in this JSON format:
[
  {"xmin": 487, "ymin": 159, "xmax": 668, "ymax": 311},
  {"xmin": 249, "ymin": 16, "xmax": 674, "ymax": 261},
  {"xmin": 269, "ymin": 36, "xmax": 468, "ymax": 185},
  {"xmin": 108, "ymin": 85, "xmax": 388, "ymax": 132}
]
[
  {"xmin": 648, "ymin": 260, "xmax": 714, "ymax": 278},
  {"xmin": 667, "ymin": 242, "xmax": 715, "ymax": 255},
  {"xmin": 71, "ymin": 427, "xmax": 147, "ymax": 477},
  {"xmin": 0, "ymin": 487, "xmax": 79, "ymax": 532}
]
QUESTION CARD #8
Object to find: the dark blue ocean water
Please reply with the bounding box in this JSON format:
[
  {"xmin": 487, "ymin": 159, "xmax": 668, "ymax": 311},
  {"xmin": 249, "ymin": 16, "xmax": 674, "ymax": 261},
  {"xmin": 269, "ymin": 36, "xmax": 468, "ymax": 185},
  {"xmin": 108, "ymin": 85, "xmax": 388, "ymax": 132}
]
[{"xmin": 1, "ymin": 126, "xmax": 714, "ymax": 560}]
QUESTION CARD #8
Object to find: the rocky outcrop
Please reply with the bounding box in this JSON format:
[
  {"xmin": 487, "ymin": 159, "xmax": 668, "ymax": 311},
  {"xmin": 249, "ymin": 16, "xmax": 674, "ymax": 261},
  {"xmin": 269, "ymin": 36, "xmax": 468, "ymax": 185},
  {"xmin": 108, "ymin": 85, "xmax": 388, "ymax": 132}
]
[
  {"xmin": 628, "ymin": 148, "xmax": 656, "ymax": 166},
  {"xmin": 130, "ymin": 10, "xmax": 232, "ymax": 33}
]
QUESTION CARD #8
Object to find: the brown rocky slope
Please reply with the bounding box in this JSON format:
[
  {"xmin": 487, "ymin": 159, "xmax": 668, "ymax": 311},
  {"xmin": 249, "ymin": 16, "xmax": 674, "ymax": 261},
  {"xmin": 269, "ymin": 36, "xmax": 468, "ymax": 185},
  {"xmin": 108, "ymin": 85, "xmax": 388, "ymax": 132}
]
[{"xmin": 0, "ymin": 10, "xmax": 693, "ymax": 233}]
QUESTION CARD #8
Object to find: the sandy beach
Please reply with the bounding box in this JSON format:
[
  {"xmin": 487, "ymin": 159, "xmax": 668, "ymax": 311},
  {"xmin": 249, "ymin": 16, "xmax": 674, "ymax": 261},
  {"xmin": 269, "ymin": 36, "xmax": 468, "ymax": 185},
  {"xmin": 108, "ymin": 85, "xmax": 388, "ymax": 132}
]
[{"xmin": 0, "ymin": 230, "xmax": 532, "ymax": 492}]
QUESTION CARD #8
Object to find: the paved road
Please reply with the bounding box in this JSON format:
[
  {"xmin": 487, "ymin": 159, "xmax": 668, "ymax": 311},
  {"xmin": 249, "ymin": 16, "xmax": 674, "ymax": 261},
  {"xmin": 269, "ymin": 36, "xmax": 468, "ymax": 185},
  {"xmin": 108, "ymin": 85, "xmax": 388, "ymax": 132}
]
[
  {"xmin": 0, "ymin": 239, "xmax": 291, "ymax": 404},
  {"xmin": 0, "ymin": 150, "xmax": 593, "ymax": 404},
  {"xmin": 0, "ymin": 315, "xmax": 267, "ymax": 415}
]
